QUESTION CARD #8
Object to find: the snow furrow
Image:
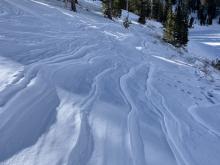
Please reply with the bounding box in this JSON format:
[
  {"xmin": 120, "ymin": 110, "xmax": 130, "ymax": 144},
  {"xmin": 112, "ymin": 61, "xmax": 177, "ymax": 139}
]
[
  {"xmin": 119, "ymin": 64, "xmax": 147, "ymax": 165},
  {"xmin": 1, "ymin": 0, "xmax": 220, "ymax": 165}
]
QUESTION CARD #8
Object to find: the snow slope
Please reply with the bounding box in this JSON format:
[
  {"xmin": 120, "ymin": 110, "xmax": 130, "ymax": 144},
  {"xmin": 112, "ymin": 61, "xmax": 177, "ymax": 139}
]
[
  {"xmin": 189, "ymin": 22, "xmax": 220, "ymax": 60},
  {"xmin": 0, "ymin": 0, "xmax": 220, "ymax": 165}
]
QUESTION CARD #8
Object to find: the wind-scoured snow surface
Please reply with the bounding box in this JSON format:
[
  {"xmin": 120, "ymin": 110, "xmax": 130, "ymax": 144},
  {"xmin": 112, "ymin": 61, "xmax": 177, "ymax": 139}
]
[
  {"xmin": 189, "ymin": 23, "xmax": 220, "ymax": 59},
  {"xmin": 0, "ymin": 0, "xmax": 220, "ymax": 165}
]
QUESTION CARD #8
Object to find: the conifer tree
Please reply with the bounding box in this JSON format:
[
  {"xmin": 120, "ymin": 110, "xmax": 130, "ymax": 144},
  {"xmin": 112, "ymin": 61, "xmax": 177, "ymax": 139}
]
[
  {"xmin": 146, "ymin": 0, "xmax": 151, "ymax": 18},
  {"xmin": 174, "ymin": 1, "xmax": 188, "ymax": 46},
  {"xmin": 103, "ymin": 0, "xmax": 113, "ymax": 19},
  {"xmin": 151, "ymin": 0, "xmax": 159, "ymax": 19},
  {"xmin": 128, "ymin": 0, "xmax": 139, "ymax": 13},
  {"xmin": 102, "ymin": 0, "xmax": 123, "ymax": 19},
  {"xmin": 71, "ymin": 0, "xmax": 76, "ymax": 12},
  {"xmin": 112, "ymin": 0, "xmax": 122, "ymax": 17},
  {"xmin": 157, "ymin": 1, "xmax": 165, "ymax": 22},
  {"xmin": 138, "ymin": 0, "xmax": 148, "ymax": 24},
  {"xmin": 162, "ymin": 0, "xmax": 169, "ymax": 24},
  {"xmin": 163, "ymin": 0, "xmax": 175, "ymax": 44},
  {"xmin": 174, "ymin": 5, "xmax": 182, "ymax": 46},
  {"xmin": 180, "ymin": 4, "xmax": 188, "ymax": 46},
  {"xmin": 164, "ymin": 0, "xmax": 188, "ymax": 47},
  {"xmin": 148, "ymin": 0, "xmax": 166, "ymax": 22}
]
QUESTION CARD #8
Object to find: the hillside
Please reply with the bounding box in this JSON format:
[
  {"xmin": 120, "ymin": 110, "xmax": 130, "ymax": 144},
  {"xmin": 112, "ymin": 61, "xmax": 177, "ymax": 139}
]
[{"xmin": 0, "ymin": 0, "xmax": 220, "ymax": 165}]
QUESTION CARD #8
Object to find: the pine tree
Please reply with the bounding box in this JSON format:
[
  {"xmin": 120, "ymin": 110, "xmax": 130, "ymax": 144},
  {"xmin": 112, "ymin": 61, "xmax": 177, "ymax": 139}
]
[
  {"xmin": 71, "ymin": 0, "xmax": 76, "ymax": 12},
  {"xmin": 164, "ymin": 0, "xmax": 188, "ymax": 47},
  {"xmin": 112, "ymin": 0, "xmax": 122, "ymax": 17},
  {"xmin": 103, "ymin": 0, "xmax": 112, "ymax": 19},
  {"xmin": 151, "ymin": 0, "xmax": 159, "ymax": 19},
  {"xmin": 174, "ymin": 1, "xmax": 188, "ymax": 46},
  {"xmin": 102, "ymin": 0, "xmax": 122, "ymax": 19},
  {"xmin": 128, "ymin": 0, "xmax": 139, "ymax": 13},
  {"xmin": 146, "ymin": 0, "xmax": 151, "ymax": 18},
  {"xmin": 138, "ymin": 0, "xmax": 148, "ymax": 24},
  {"xmin": 162, "ymin": 0, "xmax": 169, "ymax": 24},
  {"xmin": 163, "ymin": 0, "xmax": 175, "ymax": 44},
  {"xmin": 157, "ymin": 1, "xmax": 166, "ymax": 22},
  {"xmin": 180, "ymin": 4, "xmax": 188, "ymax": 46},
  {"xmin": 148, "ymin": 0, "xmax": 166, "ymax": 22}
]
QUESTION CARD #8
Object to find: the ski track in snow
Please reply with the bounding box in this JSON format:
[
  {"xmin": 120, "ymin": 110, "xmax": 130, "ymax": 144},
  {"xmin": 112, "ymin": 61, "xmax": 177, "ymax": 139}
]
[{"xmin": 0, "ymin": 0, "xmax": 220, "ymax": 165}]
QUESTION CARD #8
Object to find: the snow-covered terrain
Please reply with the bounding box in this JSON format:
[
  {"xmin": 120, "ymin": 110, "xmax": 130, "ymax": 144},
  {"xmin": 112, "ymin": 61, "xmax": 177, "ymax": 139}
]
[
  {"xmin": 189, "ymin": 22, "xmax": 220, "ymax": 59},
  {"xmin": 0, "ymin": 0, "xmax": 220, "ymax": 165}
]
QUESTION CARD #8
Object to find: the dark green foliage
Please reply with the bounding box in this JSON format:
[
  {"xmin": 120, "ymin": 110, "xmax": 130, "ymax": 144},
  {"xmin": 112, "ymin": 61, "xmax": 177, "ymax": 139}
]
[
  {"xmin": 174, "ymin": 3, "xmax": 188, "ymax": 47},
  {"xmin": 196, "ymin": 0, "xmax": 216, "ymax": 25},
  {"xmin": 151, "ymin": 0, "xmax": 159, "ymax": 19},
  {"xmin": 145, "ymin": 0, "xmax": 151, "ymax": 18},
  {"xmin": 112, "ymin": 0, "xmax": 122, "ymax": 17},
  {"xmin": 157, "ymin": 1, "xmax": 165, "ymax": 22},
  {"xmin": 162, "ymin": 1, "xmax": 169, "ymax": 25},
  {"xmin": 127, "ymin": 0, "xmax": 140, "ymax": 14},
  {"xmin": 163, "ymin": 0, "xmax": 175, "ymax": 44},
  {"xmin": 180, "ymin": 14, "xmax": 188, "ymax": 46},
  {"xmin": 102, "ymin": 0, "xmax": 149, "ymax": 22},
  {"xmin": 102, "ymin": 0, "xmax": 112, "ymax": 19},
  {"xmin": 144, "ymin": 0, "xmax": 166, "ymax": 23},
  {"xmin": 152, "ymin": 0, "xmax": 166, "ymax": 22},
  {"xmin": 71, "ymin": 0, "xmax": 76, "ymax": 12},
  {"xmin": 163, "ymin": 0, "xmax": 188, "ymax": 47},
  {"xmin": 102, "ymin": 0, "xmax": 122, "ymax": 19},
  {"xmin": 138, "ymin": 0, "xmax": 148, "ymax": 24}
]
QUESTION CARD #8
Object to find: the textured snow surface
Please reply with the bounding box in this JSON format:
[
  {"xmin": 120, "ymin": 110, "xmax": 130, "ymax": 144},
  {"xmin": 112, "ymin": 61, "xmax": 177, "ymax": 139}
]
[
  {"xmin": 189, "ymin": 22, "xmax": 220, "ymax": 60},
  {"xmin": 0, "ymin": 0, "xmax": 220, "ymax": 165}
]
